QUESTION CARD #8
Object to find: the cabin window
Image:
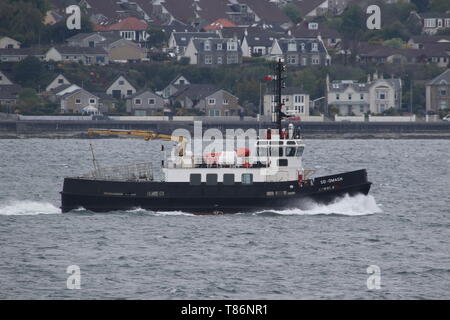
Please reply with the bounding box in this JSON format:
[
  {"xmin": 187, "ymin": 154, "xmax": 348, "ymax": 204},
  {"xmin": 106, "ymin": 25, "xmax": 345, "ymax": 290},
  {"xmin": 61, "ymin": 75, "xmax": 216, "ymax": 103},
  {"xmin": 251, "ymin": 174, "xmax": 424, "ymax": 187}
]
[
  {"xmin": 296, "ymin": 146, "xmax": 304, "ymax": 157},
  {"xmin": 266, "ymin": 191, "xmax": 275, "ymax": 196},
  {"xmin": 271, "ymin": 147, "xmax": 283, "ymax": 157},
  {"xmin": 206, "ymin": 174, "xmax": 218, "ymax": 185},
  {"xmin": 147, "ymin": 191, "xmax": 164, "ymax": 197},
  {"xmin": 257, "ymin": 147, "xmax": 268, "ymax": 157},
  {"xmin": 286, "ymin": 147, "xmax": 296, "ymax": 157},
  {"xmin": 241, "ymin": 174, "xmax": 253, "ymax": 185},
  {"xmin": 278, "ymin": 159, "xmax": 288, "ymax": 167},
  {"xmin": 190, "ymin": 174, "xmax": 201, "ymax": 185},
  {"xmin": 223, "ymin": 174, "xmax": 235, "ymax": 185}
]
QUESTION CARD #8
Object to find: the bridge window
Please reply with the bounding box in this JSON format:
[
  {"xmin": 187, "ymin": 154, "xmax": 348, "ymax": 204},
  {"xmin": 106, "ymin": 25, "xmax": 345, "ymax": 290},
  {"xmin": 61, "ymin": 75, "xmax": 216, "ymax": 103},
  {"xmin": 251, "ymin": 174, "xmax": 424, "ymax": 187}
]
[
  {"xmin": 242, "ymin": 174, "xmax": 253, "ymax": 185},
  {"xmin": 190, "ymin": 174, "xmax": 201, "ymax": 185},
  {"xmin": 257, "ymin": 147, "xmax": 268, "ymax": 157},
  {"xmin": 271, "ymin": 147, "xmax": 283, "ymax": 157},
  {"xmin": 286, "ymin": 147, "xmax": 296, "ymax": 157},
  {"xmin": 223, "ymin": 174, "xmax": 235, "ymax": 185},
  {"xmin": 206, "ymin": 174, "xmax": 218, "ymax": 185}
]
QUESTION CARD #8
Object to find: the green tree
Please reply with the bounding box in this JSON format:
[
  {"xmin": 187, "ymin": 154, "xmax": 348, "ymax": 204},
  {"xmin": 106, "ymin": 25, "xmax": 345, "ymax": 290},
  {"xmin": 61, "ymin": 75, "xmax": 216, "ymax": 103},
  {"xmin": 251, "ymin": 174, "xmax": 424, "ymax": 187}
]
[
  {"xmin": 146, "ymin": 26, "xmax": 168, "ymax": 48},
  {"xmin": 13, "ymin": 56, "xmax": 47, "ymax": 89},
  {"xmin": 339, "ymin": 5, "xmax": 366, "ymax": 40},
  {"xmin": 283, "ymin": 3, "xmax": 302, "ymax": 24},
  {"xmin": 383, "ymin": 38, "xmax": 405, "ymax": 49},
  {"xmin": 411, "ymin": 0, "xmax": 430, "ymax": 12}
]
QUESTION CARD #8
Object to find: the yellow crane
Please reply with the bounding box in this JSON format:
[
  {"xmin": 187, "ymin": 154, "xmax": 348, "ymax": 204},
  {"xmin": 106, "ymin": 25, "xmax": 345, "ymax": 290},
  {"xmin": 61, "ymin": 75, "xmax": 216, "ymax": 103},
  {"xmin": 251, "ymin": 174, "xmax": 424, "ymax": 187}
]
[{"xmin": 87, "ymin": 129, "xmax": 186, "ymax": 157}]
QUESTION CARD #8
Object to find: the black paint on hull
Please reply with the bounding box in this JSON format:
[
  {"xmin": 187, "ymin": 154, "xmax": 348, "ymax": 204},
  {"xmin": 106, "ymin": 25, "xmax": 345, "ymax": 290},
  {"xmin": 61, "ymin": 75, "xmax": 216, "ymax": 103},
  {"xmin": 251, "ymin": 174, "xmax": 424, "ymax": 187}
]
[{"xmin": 61, "ymin": 169, "xmax": 371, "ymax": 214}]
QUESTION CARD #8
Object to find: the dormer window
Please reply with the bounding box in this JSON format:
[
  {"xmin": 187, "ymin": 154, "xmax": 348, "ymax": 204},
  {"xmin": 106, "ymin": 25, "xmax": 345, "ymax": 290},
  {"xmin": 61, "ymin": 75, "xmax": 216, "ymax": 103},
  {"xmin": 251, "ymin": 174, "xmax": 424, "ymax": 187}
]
[
  {"xmin": 308, "ymin": 23, "xmax": 318, "ymax": 30},
  {"xmin": 255, "ymin": 37, "xmax": 260, "ymax": 41},
  {"xmin": 332, "ymin": 84, "xmax": 339, "ymax": 89},
  {"xmin": 312, "ymin": 43, "xmax": 318, "ymax": 51},
  {"xmin": 227, "ymin": 40, "xmax": 237, "ymax": 51}
]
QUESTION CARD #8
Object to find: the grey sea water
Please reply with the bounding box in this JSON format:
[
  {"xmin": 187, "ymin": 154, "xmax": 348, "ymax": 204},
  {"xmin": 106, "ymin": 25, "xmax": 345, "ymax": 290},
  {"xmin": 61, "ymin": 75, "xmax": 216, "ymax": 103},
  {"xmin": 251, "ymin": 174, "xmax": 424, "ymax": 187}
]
[{"xmin": 0, "ymin": 138, "xmax": 449, "ymax": 299}]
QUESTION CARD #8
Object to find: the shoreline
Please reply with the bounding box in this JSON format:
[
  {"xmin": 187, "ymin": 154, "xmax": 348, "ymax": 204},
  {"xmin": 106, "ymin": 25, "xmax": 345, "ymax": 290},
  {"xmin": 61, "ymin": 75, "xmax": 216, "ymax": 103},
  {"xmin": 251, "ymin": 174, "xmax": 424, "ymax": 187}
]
[{"xmin": 1, "ymin": 132, "xmax": 449, "ymax": 140}]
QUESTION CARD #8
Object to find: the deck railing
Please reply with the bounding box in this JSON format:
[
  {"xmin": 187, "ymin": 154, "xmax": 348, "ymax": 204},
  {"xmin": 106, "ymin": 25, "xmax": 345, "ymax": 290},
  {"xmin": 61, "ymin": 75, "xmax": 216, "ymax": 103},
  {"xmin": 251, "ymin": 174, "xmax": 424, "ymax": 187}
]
[{"xmin": 84, "ymin": 162, "xmax": 158, "ymax": 181}]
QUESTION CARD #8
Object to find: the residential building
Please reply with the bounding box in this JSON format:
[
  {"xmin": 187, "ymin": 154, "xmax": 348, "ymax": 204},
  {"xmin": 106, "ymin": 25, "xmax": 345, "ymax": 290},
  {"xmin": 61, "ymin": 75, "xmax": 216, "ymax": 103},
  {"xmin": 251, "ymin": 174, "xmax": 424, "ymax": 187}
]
[
  {"xmin": 289, "ymin": 22, "xmax": 342, "ymax": 48},
  {"xmin": 241, "ymin": 31, "xmax": 278, "ymax": 57},
  {"xmin": 264, "ymin": 87, "xmax": 310, "ymax": 118},
  {"xmin": 327, "ymin": 73, "xmax": 402, "ymax": 115},
  {"xmin": 94, "ymin": 17, "xmax": 149, "ymax": 43},
  {"xmin": 267, "ymin": 37, "xmax": 330, "ymax": 66},
  {"xmin": 0, "ymin": 48, "xmax": 46, "ymax": 62},
  {"xmin": 126, "ymin": 90, "xmax": 165, "ymax": 116},
  {"xmin": 60, "ymin": 89, "xmax": 100, "ymax": 114},
  {"xmin": 45, "ymin": 74, "xmax": 71, "ymax": 92},
  {"xmin": 93, "ymin": 92, "xmax": 118, "ymax": 113},
  {"xmin": 106, "ymin": 75, "xmax": 137, "ymax": 99},
  {"xmin": 162, "ymin": 75, "xmax": 191, "ymax": 99},
  {"xmin": 45, "ymin": 46, "xmax": 109, "ymax": 65},
  {"xmin": 183, "ymin": 38, "xmax": 242, "ymax": 65},
  {"xmin": 0, "ymin": 71, "xmax": 21, "ymax": 106},
  {"xmin": 194, "ymin": 89, "xmax": 242, "ymax": 116},
  {"xmin": 168, "ymin": 32, "xmax": 220, "ymax": 58},
  {"xmin": 169, "ymin": 84, "xmax": 218, "ymax": 109},
  {"xmin": 0, "ymin": 36, "xmax": 21, "ymax": 49},
  {"xmin": 409, "ymin": 12, "xmax": 450, "ymax": 35},
  {"xmin": 408, "ymin": 35, "xmax": 450, "ymax": 49},
  {"xmin": 426, "ymin": 69, "xmax": 450, "ymax": 113}
]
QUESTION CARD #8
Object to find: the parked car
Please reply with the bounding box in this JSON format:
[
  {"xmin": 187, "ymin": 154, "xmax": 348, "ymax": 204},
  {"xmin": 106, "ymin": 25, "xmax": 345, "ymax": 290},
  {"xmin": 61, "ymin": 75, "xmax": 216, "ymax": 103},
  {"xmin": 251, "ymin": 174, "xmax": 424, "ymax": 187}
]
[{"xmin": 443, "ymin": 115, "xmax": 450, "ymax": 121}]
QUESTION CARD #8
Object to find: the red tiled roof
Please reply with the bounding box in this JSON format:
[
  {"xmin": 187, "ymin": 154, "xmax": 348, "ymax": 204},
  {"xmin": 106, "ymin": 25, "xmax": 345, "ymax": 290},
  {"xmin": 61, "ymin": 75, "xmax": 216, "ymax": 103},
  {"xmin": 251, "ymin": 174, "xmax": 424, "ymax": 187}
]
[
  {"xmin": 93, "ymin": 17, "xmax": 148, "ymax": 32},
  {"xmin": 203, "ymin": 18, "xmax": 237, "ymax": 31}
]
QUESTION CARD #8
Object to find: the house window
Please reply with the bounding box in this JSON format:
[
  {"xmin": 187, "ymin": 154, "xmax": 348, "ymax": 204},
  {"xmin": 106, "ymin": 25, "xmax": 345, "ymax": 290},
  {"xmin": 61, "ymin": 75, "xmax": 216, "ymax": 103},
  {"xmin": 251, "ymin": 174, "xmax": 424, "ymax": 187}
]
[
  {"xmin": 58, "ymin": 79, "xmax": 64, "ymax": 84},
  {"xmin": 127, "ymin": 90, "xmax": 133, "ymax": 96},
  {"xmin": 440, "ymin": 88, "xmax": 447, "ymax": 96},
  {"xmin": 360, "ymin": 106, "xmax": 364, "ymax": 113},
  {"xmin": 75, "ymin": 99, "xmax": 81, "ymax": 104},
  {"xmin": 360, "ymin": 94, "xmax": 364, "ymax": 100},
  {"xmin": 209, "ymin": 110, "xmax": 220, "ymax": 116},
  {"xmin": 336, "ymin": 94, "xmax": 340, "ymax": 100},
  {"xmin": 227, "ymin": 55, "xmax": 238, "ymax": 64},
  {"xmin": 377, "ymin": 91, "xmax": 387, "ymax": 100},
  {"xmin": 446, "ymin": 19, "xmax": 450, "ymax": 27},
  {"xmin": 119, "ymin": 80, "xmax": 124, "ymax": 85},
  {"xmin": 348, "ymin": 94, "xmax": 352, "ymax": 100},
  {"xmin": 241, "ymin": 173, "xmax": 253, "ymax": 185},
  {"xmin": 89, "ymin": 98, "xmax": 96, "ymax": 104},
  {"xmin": 300, "ymin": 43, "xmax": 305, "ymax": 51},
  {"xmin": 217, "ymin": 56, "xmax": 223, "ymax": 64},
  {"xmin": 208, "ymin": 98, "xmax": 216, "ymax": 105},
  {"xmin": 288, "ymin": 41, "xmax": 296, "ymax": 51},
  {"xmin": 217, "ymin": 43, "xmax": 222, "ymax": 50},
  {"xmin": 223, "ymin": 174, "xmax": 234, "ymax": 185},
  {"xmin": 223, "ymin": 99, "xmax": 229, "ymax": 105},
  {"xmin": 135, "ymin": 99, "xmax": 142, "ymax": 105},
  {"xmin": 227, "ymin": 40, "xmax": 237, "ymax": 51},
  {"xmin": 437, "ymin": 19, "xmax": 443, "ymax": 28},
  {"xmin": 190, "ymin": 174, "xmax": 201, "ymax": 185},
  {"xmin": 205, "ymin": 55, "xmax": 213, "ymax": 64},
  {"xmin": 204, "ymin": 40, "xmax": 211, "ymax": 51},
  {"xmin": 424, "ymin": 19, "xmax": 436, "ymax": 28},
  {"xmin": 287, "ymin": 55, "xmax": 297, "ymax": 64},
  {"xmin": 148, "ymin": 98, "xmax": 155, "ymax": 105},
  {"xmin": 312, "ymin": 56, "xmax": 320, "ymax": 64},
  {"xmin": 312, "ymin": 43, "xmax": 318, "ymax": 51},
  {"xmin": 308, "ymin": 22, "xmax": 318, "ymax": 30},
  {"xmin": 301, "ymin": 57, "xmax": 307, "ymax": 66},
  {"xmin": 206, "ymin": 174, "xmax": 218, "ymax": 185}
]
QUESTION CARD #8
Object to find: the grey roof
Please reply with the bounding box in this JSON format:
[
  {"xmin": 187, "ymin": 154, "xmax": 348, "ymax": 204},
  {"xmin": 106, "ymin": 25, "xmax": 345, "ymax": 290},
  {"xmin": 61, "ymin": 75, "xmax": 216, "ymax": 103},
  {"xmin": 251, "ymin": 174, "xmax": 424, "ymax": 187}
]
[
  {"xmin": 66, "ymin": 32, "xmax": 98, "ymax": 42},
  {"xmin": 172, "ymin": 32, "xmax": 220, "ymax": 47},
  {"xmin": 129, "ymin": 89, "xmax": 162, "ymax": 99},
  {"xmin": 60, "ymin": 88, "xmax": 99, "ymax": 100},
  {"xmin": 50, "ymin": 84, "xmax": 73, "ymax": 94},
  {"xmin": 329, "ymin": 80, "xmax": 368, "ymax": 93},
  {"xmin": 93, "ymin": 92, "xmax": 118, "ymax": 100},
  {"xmin": 53, "ymin": 46, "xmax": 108, "ymax": 55},
  {"xmin": 0, "ymin": 48, "xmax": 47, "ymax": 56},
  {"xmin": 276, "ymin": 38, "xmax": 327, "ymax": 54},
  {"xmin": 410, "ymin": 35, "xmax": 450, "ymax": 44},
  {"xmin": 171, "ymin": 84, "xmax": 218, "ymax": 101},
  {"xmin": 428, "ymin": 69, "xmax": 450, "ymax": 85}
]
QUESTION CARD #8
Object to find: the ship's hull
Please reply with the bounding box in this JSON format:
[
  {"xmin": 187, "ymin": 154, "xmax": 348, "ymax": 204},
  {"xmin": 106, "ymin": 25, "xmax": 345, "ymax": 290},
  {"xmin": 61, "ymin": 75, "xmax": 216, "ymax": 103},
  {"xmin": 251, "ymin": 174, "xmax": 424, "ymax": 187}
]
[{"xmin": 61, "ymin": 169, "xmax": 371, "ymax": 214}]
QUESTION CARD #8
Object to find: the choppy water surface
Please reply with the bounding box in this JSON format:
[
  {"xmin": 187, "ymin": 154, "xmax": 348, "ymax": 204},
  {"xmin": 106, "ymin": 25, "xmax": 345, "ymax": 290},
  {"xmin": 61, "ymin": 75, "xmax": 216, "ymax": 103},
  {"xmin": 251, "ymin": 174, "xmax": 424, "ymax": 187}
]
[{"xmin": 0, "ymin": 139, "xmax": 448, "ymax": 299}]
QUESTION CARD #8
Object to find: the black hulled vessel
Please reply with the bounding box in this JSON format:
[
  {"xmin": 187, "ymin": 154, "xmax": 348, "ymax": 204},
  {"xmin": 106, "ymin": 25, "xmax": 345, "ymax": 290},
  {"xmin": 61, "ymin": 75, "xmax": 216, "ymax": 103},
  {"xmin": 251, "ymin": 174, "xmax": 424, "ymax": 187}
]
[{"xmin": 61, "ymin": 60, "xmax": 372, "ymax": 214}]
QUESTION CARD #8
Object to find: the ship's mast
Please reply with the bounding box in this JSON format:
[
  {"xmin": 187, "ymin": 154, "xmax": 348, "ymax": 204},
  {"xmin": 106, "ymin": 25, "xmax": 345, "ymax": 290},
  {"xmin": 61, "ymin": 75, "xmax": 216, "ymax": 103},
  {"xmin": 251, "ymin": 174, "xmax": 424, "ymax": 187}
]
[{"xmin": 275, "ymin": 59, "xmax": 286, "ymax": 136}]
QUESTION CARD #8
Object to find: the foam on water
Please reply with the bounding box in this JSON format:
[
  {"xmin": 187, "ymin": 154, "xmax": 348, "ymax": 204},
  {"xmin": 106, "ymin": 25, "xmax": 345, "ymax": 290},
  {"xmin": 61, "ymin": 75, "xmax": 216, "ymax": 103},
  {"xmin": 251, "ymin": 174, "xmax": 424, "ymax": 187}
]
[
  {"xmin": 259, "ymin": 194, "xmax": 383, "ymax": 216},
  {"xmin": 0, "ymin": 200, "xmax": 61, "ymax": 216}
]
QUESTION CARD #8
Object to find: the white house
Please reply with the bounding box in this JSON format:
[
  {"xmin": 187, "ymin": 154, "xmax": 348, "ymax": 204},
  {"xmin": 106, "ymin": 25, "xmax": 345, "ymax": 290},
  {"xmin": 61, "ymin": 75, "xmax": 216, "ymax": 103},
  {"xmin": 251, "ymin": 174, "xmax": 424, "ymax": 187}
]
[
  {"xmin": 264, "ymin": 87, "xmax": 310, "ymax": 119},
  {"xmin": 106, "ymin": 75, "xmax": 137, "ymax": 99},
  {"xmin": 0, "ymin": 36, "xmax": 21, "ymax": 49},
  {"xmin": 0, "ymin": 71, "xmax": 13, "ymax": 85}
]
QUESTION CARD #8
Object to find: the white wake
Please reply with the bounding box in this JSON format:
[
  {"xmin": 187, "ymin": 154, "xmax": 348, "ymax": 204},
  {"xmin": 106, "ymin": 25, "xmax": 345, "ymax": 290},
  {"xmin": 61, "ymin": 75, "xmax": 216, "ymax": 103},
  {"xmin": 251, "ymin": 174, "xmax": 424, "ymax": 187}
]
[
  {"xmin": 0, "ymin": 200, "xmax": 61, "ymax": 216},
  {"xmin": 262, "ymin": 194, "xmax": 383, "ymax": 216}
]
